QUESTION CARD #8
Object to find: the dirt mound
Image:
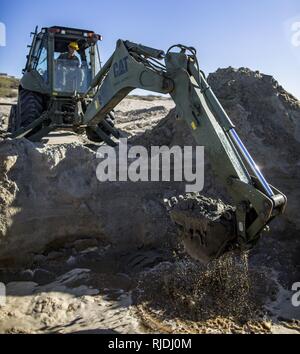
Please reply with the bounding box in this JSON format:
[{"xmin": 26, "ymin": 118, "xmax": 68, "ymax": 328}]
[
  {"xmin": 0, "ymin": 139, "xmax": 179, "ymax": 264},
  {"xmin": 209, "ymin": 68, "xmax": 300, "ymax": 143}
]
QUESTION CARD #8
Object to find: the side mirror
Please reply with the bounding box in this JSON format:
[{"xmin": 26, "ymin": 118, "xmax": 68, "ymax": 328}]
[{"xmin": 88, "ymin": 34, "xmax": 102, "ymax": 44}]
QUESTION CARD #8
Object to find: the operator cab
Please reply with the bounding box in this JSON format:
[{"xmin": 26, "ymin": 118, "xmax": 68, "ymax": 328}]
[{"xmin": 26, "ymin": 26, "xmax": 102, "ymax": 95}]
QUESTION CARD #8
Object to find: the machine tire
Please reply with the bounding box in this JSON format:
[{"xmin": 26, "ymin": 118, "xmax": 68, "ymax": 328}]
[
  {"xmin": 19, "ymin": 89, "xmax": 44, "ymax": 128},
  {"xmin": 7, "ymin": 104, "xmax": 18, "ymax": 133},
  {"xmin": 85, "ymin": 112, "xmax": 117, "ymax": 143}
]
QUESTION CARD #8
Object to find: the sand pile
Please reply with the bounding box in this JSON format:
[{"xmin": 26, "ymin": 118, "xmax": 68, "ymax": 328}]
[{"xmin": 0, "ymin": 139, "xmax": 179, "ymax": 264}]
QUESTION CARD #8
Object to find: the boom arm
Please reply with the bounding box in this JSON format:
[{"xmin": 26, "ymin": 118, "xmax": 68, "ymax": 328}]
[{"xmin": 82, "ymin": 39, "xmax": 287, "ymax": 261}]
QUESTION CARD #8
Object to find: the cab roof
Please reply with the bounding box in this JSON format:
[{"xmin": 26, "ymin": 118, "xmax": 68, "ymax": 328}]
[{"xmin": 47, "ymin": 26, "xmax": 95, "ymax": 34}]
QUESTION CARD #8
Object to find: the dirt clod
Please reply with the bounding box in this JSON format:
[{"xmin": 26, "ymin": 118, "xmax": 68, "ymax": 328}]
[{"xmin": 167, "ymin": 194, "xmax": 236, "ymax": 263}]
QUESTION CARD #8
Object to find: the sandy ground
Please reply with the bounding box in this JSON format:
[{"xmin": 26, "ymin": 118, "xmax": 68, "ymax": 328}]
[
  {"xmin": 0, "ymin": 97, "xmax": 16, "ymax": 130},
  {"xmin": 115, "ymin": 97, "xmax": 175, "ymax": 138},
  {"xmin": 0, "ymin": 71, "xmax": 299, "ymax": 334},
  {"xmin": 0, "ymin": 242, "xmax": 298, "ymax": 334}
]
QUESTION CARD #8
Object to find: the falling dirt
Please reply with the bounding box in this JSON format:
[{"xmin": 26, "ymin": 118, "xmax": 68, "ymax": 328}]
[{"xmin": 135, "ymin": 253, "xmax": 275, "ymax": 334}]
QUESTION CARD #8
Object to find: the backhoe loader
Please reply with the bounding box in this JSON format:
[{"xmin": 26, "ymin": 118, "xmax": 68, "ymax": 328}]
[{"xmin": 4, "ymin": 26, "xmax": 287, "ymax": 263}]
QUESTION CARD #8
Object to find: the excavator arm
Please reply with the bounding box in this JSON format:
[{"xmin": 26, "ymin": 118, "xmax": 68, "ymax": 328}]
[{"xmin": 81, "ymin": 40, "xmax": 287, "ymax": 262}]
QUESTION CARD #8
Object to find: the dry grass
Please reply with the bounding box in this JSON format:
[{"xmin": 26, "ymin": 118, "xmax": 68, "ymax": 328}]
[{"xmin": 0, "ymin": 76, "xmax": 19, "ymax": 98}]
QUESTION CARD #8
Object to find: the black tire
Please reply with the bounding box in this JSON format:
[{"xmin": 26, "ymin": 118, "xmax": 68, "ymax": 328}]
[
  {"xmin": 7, "ymin": 104, "xmax": 18, "ymax": 133},
  {"xmin": 19, "ymin": 89, "xmax": 44, "ymax": 127},
  {"xmin": 85, "ymin": 112, "xmax": 117, "ymax": 143}
]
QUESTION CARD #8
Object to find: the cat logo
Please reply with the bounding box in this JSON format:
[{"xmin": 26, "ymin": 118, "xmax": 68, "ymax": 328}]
[{"xmin": 113, "ymin": 56, "xmax": 129, "ymax": 78}]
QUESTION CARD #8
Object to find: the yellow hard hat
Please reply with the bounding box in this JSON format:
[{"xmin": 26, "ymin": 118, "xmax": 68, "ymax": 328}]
[{"xmin": 69, "ymin": 42, "xmax": 79, "ymax": 51}]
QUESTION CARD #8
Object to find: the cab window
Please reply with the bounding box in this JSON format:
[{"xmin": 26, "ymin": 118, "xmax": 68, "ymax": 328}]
[
  {"xmin": 35, "ymin": 42, "xmax": 48, "ymax": 82},
  {"xmin": 53, "ymin": 38, "xmax": 94, "ymax": 93}
]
